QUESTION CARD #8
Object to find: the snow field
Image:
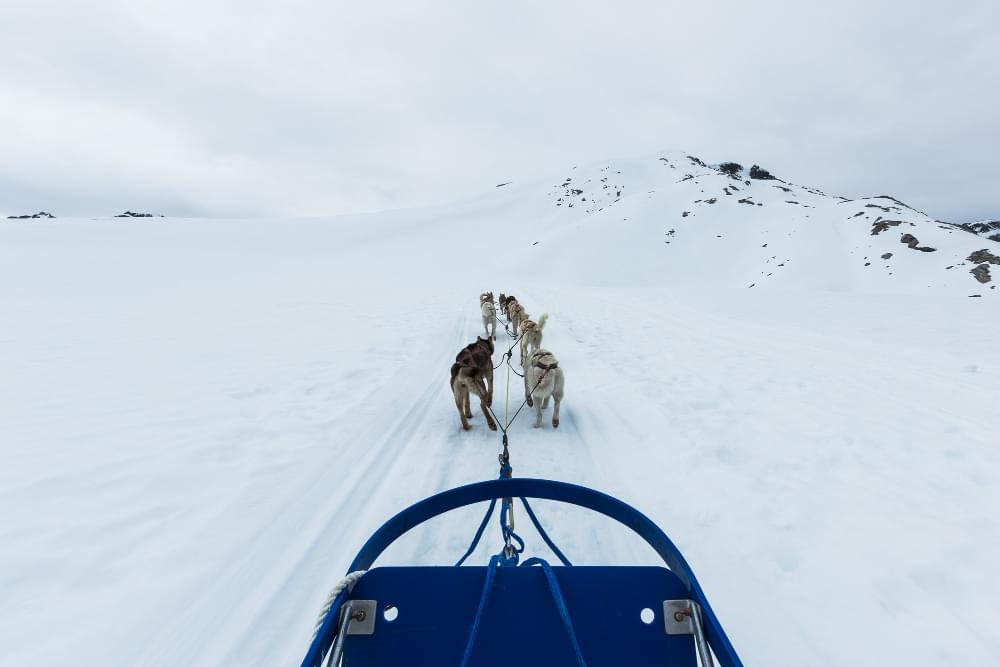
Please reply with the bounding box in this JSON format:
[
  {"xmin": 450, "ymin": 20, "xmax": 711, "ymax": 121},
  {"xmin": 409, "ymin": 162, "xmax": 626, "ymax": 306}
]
[{"xmin": 2, "ymin": 203, "xmax": 998, "ymax": 665}]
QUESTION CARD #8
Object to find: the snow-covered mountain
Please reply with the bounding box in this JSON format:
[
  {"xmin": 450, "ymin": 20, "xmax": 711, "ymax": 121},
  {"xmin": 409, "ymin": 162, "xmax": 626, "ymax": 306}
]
[{"xmin": 459, "ymin": 150, "xmax": 1000, "ymax": 295}]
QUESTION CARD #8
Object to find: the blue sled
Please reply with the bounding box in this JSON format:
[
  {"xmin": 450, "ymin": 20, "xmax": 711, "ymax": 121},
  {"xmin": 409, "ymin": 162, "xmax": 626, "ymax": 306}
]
[{"xmin": 302, "ymin": 478, "xmax": 743, "ymax": 667}]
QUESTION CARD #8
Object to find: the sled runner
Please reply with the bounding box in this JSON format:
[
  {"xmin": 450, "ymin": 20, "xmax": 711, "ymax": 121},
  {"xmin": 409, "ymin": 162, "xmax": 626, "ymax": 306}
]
[{"xmin": 301, "ymin": 477, "xmax": 743, "ymax": 667}]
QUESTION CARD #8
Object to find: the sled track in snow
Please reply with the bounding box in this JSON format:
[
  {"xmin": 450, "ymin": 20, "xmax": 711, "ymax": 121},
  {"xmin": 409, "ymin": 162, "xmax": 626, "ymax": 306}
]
[{"xmin": 155, "ymin": 296, "xmax": 655, "ymax": 664}]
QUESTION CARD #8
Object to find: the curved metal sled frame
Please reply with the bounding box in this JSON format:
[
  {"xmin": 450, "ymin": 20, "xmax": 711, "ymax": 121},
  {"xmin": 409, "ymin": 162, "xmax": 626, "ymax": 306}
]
[{"xmin": 303, "ymin": 477, "xmax": 742, "ymax": 667}]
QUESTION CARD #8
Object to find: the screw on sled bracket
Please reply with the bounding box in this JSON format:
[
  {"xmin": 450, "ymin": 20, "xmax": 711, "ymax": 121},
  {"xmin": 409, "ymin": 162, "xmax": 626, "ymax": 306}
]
[{"xmin": 663, "ymin": 599, "xmax": 715, "ymax": 666}]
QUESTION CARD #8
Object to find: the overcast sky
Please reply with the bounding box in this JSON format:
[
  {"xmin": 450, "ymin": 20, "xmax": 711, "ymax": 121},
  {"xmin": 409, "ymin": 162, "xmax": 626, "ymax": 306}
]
[{"xmin": 1, "ymin": 1, "xmax": 997, "ymax": 221}]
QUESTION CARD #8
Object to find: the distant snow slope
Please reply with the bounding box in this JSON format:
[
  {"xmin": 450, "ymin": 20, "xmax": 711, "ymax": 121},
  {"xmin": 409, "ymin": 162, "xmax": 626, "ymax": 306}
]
[
  {"xmin": 1, "ymin": 154, "xmax": 999, "ymax": 666},
  {"xmin": 483, "ymin": 150, "xmax": 1000, "ymax": 294}
]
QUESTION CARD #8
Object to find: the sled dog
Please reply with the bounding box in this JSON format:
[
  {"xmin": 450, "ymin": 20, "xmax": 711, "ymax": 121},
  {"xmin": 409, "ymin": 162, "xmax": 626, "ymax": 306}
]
[
  {"xmin": 518, "ymin": 313, "xmax": 547, "ymax": 363},
  {"xmin": 502, "ymin": 294, "xmax": 518, "ymax": 320},
  {"xmin": 481, "ymin": 297, "xmax": 497, "ymax": 341},
  {"xmin": 523, "ymin": 348, "xmax": 564, "ymax": 429},
  {"xmin": 508, "ymin": 301, "xmax": 526, "ymax": 336},
  {"xmin": 499, "ymin": 293, "xmax": 515, "ymax": 318},
  {"xmin": 450, "ymin": 337, "xmax": 497, "ymax": 431}
]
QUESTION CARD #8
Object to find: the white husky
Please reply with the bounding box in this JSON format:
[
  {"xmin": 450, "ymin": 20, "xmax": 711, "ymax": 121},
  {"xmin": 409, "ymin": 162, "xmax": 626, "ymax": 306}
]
[
  {"xmin": 523, "ymin": 348, "xmax": 564, "ymax": 429},
  {"xmin": 480, "ymin": 298, "xmax": 497, "ymax": 341},
  {"xmin": 518, "ymin": 313, "xmax": 547, "ymax": 363}
]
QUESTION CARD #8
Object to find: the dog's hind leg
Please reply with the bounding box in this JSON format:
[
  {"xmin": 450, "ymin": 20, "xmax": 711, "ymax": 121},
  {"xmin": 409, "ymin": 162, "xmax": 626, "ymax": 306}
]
[
  {"xmin": 472, "ymin": 379, "xmax": 497, "ymax": 431},
  {"xmin": 453, "ymin": 381, "xmax": 472, "ymax": 430},
  {"xmin": 551, "ymin": 373, "xmax": 563, "ymax": 428},
  {"xmin": 533, "ymin": 393, "xmax": 544, "ymax": 428},
  {"xmin": 524, "ymin": 369, "xmax": 533, "ymax": 407},
  {"xmin": 486, "ymin": 364, "xmax": 494, "ymax": 406}
]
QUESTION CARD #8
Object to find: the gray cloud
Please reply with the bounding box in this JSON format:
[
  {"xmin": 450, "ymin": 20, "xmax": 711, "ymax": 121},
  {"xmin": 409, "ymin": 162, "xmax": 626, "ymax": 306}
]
[{"xmin": 1, "ymin": 0, "xmax": 996, "ymax": 220}]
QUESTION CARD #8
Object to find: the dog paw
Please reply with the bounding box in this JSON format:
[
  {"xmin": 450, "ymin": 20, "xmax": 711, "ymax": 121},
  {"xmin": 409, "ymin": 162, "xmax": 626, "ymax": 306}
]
[
  {"xmin": 533, "ymin": 422, "xmax": 542, "ymax": 428},
  {"xmin": 462, "ymin": 424, "xmax": 471, "ymax": 431},
  {"xmin": 488, "ymin": 422, "xmax": 498, "ymax": 431},
  {"xmin": 552, "ymin": 419, "xmax": 559, "ymax": 429},
  {"xmin": 526, "ymin": 399, "xmax": 533, "ymax": 407}
]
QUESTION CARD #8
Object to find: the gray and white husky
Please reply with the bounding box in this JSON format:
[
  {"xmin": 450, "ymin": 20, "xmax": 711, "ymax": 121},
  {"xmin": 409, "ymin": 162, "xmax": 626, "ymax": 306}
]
[{"xmin": 523, "ymin": 348, "xmax": 564, "ymax": 429}]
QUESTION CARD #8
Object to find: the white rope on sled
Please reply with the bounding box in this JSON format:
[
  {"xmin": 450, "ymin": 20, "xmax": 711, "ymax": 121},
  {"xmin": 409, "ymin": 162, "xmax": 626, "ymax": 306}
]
[{"xmin": 313, "ymin": 570, "xmax": 367, "ymax": 638}]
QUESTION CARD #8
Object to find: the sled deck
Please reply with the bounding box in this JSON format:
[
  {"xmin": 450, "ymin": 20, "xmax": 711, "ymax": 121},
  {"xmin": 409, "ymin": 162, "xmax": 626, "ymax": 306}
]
[{"xmin": 302, "ymin": 478, "xmax": 743, "ymax": 667}]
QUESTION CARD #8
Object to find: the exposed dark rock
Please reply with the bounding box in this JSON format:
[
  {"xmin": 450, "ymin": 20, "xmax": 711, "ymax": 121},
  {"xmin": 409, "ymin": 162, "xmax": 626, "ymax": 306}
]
[
  {"xmin": 773, "ymin": 185, "xmax": 792, "ymax": 193},
  {"xmin": 737, "ymin": 198, "xmax": 756, "ymax": 206},
  {"xmin": 749, "ymin": 165, "xmax": 776, "ymax": 180},
  {"xmin": 496, "ymin": 182, "xmax": 512, "ymax": 187},
  {"xmin": 900, "ymin": 233, "xmax": 936, "ymax": 252},
  {"xmin": 881, "ymin": 253, "xmax": 893, "ymax": 260},
  {"xmin": 717, "ymin": 162, "xmax": 743, "ymax": 177},
  {"xmin": 705, "ymin": 197, "xmax": 717, "ymax": 204},
  {"xmin": 871, "ymin": 220, "xmax": 903, "ymax": 235},
  {"xmin": 7, "ymin": 211, "xmax": 55, "ymax": 219},
  {"xmin": 967, "ymin": 249, "xmax": 1000, "ymax": 265},
  {"xmin": 681, "ymin": 211, "xmax": 690, "ymax": 217},
  {"xmin": 687, "ymin": 155, "xmax": 707, "ymax": 167},
  {"xmin": 956, "ymin": 220, "xmax": 1000, "ymax": 238},
  {"xmin": 971, "ymin": 265, "xmax": 992, "ymax": 283},
  {"xmin": 570, "ymin": 189, "xmax": 583, "ymax": 196},
  {"xmin": 116, "ymin": 211, "xmax": 155, "ymax": 218}
]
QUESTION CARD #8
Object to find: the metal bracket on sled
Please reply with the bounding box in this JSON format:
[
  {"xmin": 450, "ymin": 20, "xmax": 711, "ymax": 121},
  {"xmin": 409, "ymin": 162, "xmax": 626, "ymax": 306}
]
[
  {"xmin": 326, "ymin": 600, "xmax": 378, "ymax": 667},
  {"xmin": 341, "ymin": 599, "xmax": 377, "ymax": 635},
  {"xmin": 663, "ymin": 599, "xmax": 715, "ymax": 667},
  {"xmin": 325, "ymin": 600, "xmax": 378, "ymax": 667}
]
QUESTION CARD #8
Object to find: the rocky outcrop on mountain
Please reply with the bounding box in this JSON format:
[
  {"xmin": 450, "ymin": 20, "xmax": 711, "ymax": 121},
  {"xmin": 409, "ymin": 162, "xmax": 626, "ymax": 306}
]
[
  {"xmin": 749, "ymin": 165, "xmax": 777, "ymax": 180},
  {"xmin": 115, "ymin": 211, "xmax": 156, "ymax": 218},
  {"xmin": 717, "ymin": 162, "xmax": 743, "ymax": 178},
  {"xmin": 900, "ymin": 233, "xmax": 936, "ymax": 252},
  {"xmin": 7, "ymin": 211, "xmax": 55, "ymax": 219},
  {"xmin": 958, "ymin": 220, "xmax": 1000, "ymax": 242}
]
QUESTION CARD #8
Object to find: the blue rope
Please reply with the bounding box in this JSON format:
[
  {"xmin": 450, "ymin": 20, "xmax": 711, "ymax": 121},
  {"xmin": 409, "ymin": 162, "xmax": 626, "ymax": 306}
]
[
  {"xmin": 519, "ymin": 497, "xmax": 573, "ymax": 567},
  {"xmin": 458, "ymin": 554, "xmax": 503, "ymax": 667},
  {"xmin": 455, "ymin": 498, "xmax": 498, "ymax": 566},
  {"xmin": 519, "ymin": 557, "xmax": 588, "ymax": 667}
]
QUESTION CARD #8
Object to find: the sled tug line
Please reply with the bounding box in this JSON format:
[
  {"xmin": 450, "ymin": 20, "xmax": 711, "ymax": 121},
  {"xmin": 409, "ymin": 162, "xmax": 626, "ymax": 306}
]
[{"xmin": 300, "ymin": 297, "xmax": 743, "ymax": 667}]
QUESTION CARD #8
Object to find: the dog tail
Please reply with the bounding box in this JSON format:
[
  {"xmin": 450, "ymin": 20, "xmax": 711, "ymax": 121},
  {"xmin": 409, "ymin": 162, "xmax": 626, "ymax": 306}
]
[{"xmin": 537, "ymin": 313, "xmax": 548, "ymax": 331}]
